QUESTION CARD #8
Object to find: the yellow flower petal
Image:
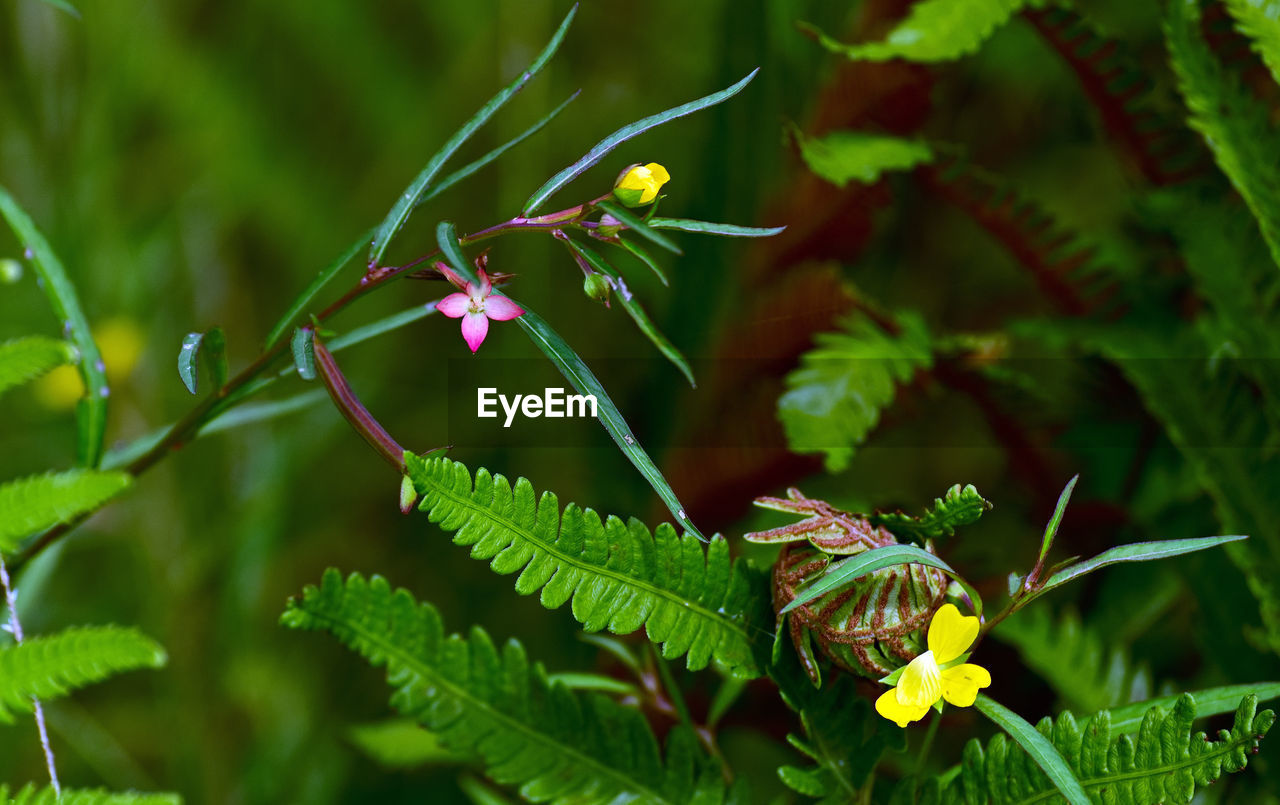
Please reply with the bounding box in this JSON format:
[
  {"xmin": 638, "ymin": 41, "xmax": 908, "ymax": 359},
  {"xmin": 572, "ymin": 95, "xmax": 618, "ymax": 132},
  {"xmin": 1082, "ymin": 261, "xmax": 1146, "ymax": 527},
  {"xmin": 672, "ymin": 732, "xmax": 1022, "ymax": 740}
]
[
  {"xmin": 644, "ymin": 162, "xmax": 670, "ymax": 185},
  {"xmin": 927, "ymin": 603, "xmax": 979, "ymax": 664},
  {"xmin": 876, "ymin": 687, "xmax": 932, "ymax": 728},
  {"xmin": 939, "ymin": 663, "xmax": 992, "ymax": 708},
  {"xmin": 895, "ymin": 650, "xmax": 941, "ymax": 707}
]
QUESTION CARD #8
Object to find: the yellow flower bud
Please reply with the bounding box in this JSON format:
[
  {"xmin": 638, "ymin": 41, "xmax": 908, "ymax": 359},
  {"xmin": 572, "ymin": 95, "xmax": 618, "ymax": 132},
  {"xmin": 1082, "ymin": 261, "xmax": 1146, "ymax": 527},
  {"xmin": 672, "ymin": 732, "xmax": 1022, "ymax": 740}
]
[{"xmin": 613, "ymin": 162, "xmax": 670, "ymax": 207}]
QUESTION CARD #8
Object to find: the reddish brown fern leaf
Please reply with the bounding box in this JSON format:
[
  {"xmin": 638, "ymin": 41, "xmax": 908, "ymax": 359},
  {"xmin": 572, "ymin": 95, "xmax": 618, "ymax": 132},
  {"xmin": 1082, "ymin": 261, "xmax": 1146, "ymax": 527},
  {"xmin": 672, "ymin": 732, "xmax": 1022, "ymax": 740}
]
[
  {"xmin": 920, "ymin": 158, "xmax": 1119, "ymax": 317},
  {"xmin": 1023, "ymin": 5, "xmax": 1203, "ymax": 185}
]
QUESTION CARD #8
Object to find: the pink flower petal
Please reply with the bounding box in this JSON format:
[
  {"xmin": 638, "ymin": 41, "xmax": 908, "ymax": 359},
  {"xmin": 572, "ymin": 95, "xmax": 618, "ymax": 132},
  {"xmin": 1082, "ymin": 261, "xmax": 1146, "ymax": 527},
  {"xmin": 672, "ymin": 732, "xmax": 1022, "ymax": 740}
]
[
  {"xmin": 435, "ymin": 262, "xmax": 468, "ymax": 290},
  {"xmin": 484, "ymin": 296, "xmax": 524, "ymax": 321},
  {"xmin": 436, "ymin": 293, "xmax": 470, "ymax": 318},
  {"xmin": 460, "ymin": 311, "xmax": 490, "ymax": 353},
  {"xmin": 476, "ymin": 268, "xmax": 492, "ymax": 296}
]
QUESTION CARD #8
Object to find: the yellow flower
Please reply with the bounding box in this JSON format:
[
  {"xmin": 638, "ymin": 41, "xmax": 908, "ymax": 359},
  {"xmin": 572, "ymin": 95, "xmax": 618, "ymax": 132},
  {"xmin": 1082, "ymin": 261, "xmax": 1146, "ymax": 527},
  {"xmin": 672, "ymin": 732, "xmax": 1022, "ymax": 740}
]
[
  {"xmin": 874, "ymin": 603, "xmax": 991, "ymax": 728},
  {"xmin": 613, "ymin": 163, "xmax": 670, "ymax": 207},
  {"xmin": 34, "ymin": 317, "xmax": 145, "ymax": 410}
]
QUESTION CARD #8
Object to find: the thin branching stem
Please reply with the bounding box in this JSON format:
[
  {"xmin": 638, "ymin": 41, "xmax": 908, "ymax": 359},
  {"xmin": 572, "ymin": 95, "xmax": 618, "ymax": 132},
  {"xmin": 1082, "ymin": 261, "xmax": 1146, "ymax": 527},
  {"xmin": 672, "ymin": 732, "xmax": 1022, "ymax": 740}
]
[{"xmin": 0, "ymin": 558, "xmax": 60, "ymax": 797}]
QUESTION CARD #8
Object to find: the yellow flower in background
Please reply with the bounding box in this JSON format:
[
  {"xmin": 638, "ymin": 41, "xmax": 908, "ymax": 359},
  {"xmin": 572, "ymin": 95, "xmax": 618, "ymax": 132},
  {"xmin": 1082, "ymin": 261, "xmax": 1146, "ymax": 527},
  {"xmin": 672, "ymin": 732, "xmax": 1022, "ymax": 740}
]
[
  {"xmin": 613, "ymin": 162, "xmax": 670, "ymax": 207},
  {"xmin": 35, "ymin": 317, "xmax": 145, "ymax": 410},
  {"xmin": 875, "ymin": 604, "xmax": 991, "ymax": 728}
]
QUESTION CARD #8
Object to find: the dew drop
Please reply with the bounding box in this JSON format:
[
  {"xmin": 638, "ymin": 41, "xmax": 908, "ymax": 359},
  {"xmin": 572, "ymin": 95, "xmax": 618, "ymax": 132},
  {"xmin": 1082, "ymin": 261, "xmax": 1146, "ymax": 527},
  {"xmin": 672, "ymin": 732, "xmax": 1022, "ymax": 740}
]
[
  {"xmin": 23, "ymin": 247, "xmax": 33, "ymax": 259},
  {"xmin": 99, "ymin": 386, "xmax": 110, "ymax": 398},
  {"xmin": 63, "ymin": 320, "xmax": 73, "ymax": 336},
  {"xmin": 94, "ymin": 359, "xmax": 106, "ymax": 373}
]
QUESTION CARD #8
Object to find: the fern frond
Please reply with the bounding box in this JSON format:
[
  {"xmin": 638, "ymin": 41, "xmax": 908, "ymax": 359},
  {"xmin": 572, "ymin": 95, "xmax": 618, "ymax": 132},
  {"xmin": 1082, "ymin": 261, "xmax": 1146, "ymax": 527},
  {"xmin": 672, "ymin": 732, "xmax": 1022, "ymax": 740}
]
[
  {"xmin": 1224, "ymin": 0, "xmax": 1280, "ymax": 87},
  {"xmin": 870, "ymin": 484, "xmax": 992, "ymax": 540},
  {"xmin": 920, "ymin": 159, "xmax": 1119, "ymax": 315},
  {"xmin": 0, "ymin": 470, "xmax": 133, "ymax": 552},
  {"xmin": 0, "ymin": 785, "xmax": 179, "ymax": 804},
  {"xmin": 0, "ymin": 336, "xmax": 75, "ymax": 399},
  {"xmin": 0, "ymin": 626, "xmax": 167, "ymax": 723},
  {"xmin": 1023, "ymin": 6, "xmax": 1202, "ymax": 184},
  {"xmin": 801, "ymin": 0, "xmax": 1028, "ymax": 63},
  {"xmin": 778, "ymin": 311, "xmax": 933, "ymax": 472},
  {"xmin": 1167, "ymin": 0, "xmax": 1280, "ymax": 273},
  {"xmin": 898, "ymin": 694, "xmax": 1273, "ymax": 804},
  {"xmin": 405, "ymin": 455, "xmax": 768, "ymax": 677},
  {"xmin": 282, "ymin": 570, "xmax": 731, "ymax": 805},
  {"xmin": 793, "ymin": 129, "xmax": 933, "ymax": 188},
  {"xmin": 992, "ymin": 607, "xmax": 1152, "ymax": 715}
]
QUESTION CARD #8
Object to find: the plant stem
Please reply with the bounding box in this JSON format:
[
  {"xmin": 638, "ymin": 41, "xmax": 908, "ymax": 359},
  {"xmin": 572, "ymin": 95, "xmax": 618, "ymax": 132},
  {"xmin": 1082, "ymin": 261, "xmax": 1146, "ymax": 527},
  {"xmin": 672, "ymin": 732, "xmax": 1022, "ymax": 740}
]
[
  {"xmin": 10, "ymin": 197, "xmax": 607, "ymax": 573},
  {"xmin": 1, "ymin": 558, "xmax": 60, "ymax": 797},
  {"xmin": 916, "ymin": 709, "xmax": 941, "ymax": 774}
]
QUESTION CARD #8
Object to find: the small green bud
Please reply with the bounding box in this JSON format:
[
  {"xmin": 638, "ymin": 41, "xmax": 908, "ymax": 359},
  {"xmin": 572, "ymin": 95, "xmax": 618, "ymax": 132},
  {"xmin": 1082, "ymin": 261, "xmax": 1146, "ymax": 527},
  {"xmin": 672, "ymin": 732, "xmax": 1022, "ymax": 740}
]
[
  {"xmin": 0, "ymin": 259, "xmax": 21, "ymax": 284},
  {"xmin": 399, "ymin": 474, "xmax": 419, "ymax": 514},
  {"xmin": 582, "ymin": 273, "xmax": 612, "ymax": 304}
]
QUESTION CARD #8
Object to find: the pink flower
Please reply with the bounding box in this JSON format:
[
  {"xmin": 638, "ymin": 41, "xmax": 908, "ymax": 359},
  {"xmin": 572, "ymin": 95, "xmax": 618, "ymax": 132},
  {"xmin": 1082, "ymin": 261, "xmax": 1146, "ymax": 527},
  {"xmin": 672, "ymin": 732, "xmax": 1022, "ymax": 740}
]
[{"xmin": 435, "ymin": 264, "xmax": 524, "ymax": 353}]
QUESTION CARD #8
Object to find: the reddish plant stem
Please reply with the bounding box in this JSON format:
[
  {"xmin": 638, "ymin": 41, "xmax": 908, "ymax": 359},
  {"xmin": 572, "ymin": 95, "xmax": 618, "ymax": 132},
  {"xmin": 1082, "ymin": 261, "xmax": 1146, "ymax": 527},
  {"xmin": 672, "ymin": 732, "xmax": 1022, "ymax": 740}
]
[
  {"xmin": 312, "ymin": 337, "xmax": 407, "ymax": 473},
  {"xmin": 10, "ymin": 197, "xmax": 608, "ymax": 572}
]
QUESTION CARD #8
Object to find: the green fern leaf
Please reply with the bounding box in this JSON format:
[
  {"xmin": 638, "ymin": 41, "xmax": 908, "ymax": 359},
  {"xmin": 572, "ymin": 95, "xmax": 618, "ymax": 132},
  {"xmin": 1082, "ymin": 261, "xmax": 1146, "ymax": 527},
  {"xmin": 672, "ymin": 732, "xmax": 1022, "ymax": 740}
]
[
  {"xmin": 0, "ymin": 626, "xmax": 167, "ymax": 723},
  {"xmin": 0, "ymin": 785, "xmax": 179, "ymax": 804},
  {"xmin": 282, "ymin": 570, "xmax": 730, "ymax": 804},
  {"xmin": 404, "ymin": 454, "xmax": 768, "ymax": 677},
  {"xmin": 992, "ymin": 607, "xmax": 1152, "ymax": 715},
  {"xmin": 793, "ymin": 129, "xmax": 933, "ymax": 188},
  {"xmin": 801, "ymin": 0, "xmax": 1028, "ymax": 63},
  {"xmin": 1167, "ymin": 0, "xmax": 1280, "ymax": 272},
  {"xmin": 778, "ymin": 312, "xmax": 933, "ymax": 472},
  {"xmin": 0, "ymin": 470, "xmax": 133, "ymax": 552},
  {"xmin": 901, "ymin": 694, "xmax": 1273, "ymax": 804},
  {"xmin": 1224, "ymin": 0, "xmax": 1280, "ymax": 87},
  {"xmin": 0, "ymin": 336, "xmax": 75, "ymax": 399},
  {"xmin": 870, "ymin": 484, "xmax": 992, "ymax": 539}
]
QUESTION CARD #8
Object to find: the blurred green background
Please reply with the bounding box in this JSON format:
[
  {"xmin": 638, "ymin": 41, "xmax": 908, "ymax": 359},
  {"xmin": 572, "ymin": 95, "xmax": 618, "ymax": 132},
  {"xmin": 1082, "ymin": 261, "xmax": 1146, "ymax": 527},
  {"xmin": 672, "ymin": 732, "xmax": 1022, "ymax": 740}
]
[{"xmin": 2, "ymin": 0, "xmax": 1276, "ymax": 802}]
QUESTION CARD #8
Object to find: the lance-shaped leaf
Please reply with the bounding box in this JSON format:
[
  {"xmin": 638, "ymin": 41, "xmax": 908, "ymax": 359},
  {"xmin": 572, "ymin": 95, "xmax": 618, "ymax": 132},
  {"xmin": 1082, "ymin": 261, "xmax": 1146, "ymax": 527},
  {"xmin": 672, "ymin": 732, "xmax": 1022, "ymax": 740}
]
[
  {"xmin": 435, "ymin": 221, "xmax": 704, "ymax": 538},
  {"xmin": 561, "ymin": 236, "xmax": 694, "ymax": 386},
  {"xmin": 523, "ymin": 69, "xmax": 759, "ymax": 215},
  {"xmin": 291, "ymin": 327, "xmax": 316, "ymax": 380},
  {"xmin": 0, "ymin": 186, "xmax": 108, "ymax": 467},
  {"xmin": 780, "ymin": 543, "xmax": 982, "ymax": 618},
  {"xmin": 0, "ymin": 336, "xmax": 75, "ymax": 398},
  {"xmin": 368, "ymin": 6, "xmax": 577, "ymax": 268},
  {"xmin": 1037, "ymin": 535, "xmax": 1248, "ymax": 597},
  {"xmin": 0, "ymin": 784, "xmax": 179, "ymax": 804},
  {"xmin": 645, "ymin": 217, "xmax": 785, "ymax": 238},
  {"xmin": 265, "ymin": 229, "xmax": 370, "ymax": 350},
  {"xmin": 0, "ymin": 470, "xmax": 133, "ymax": 552},
  {"xmin": 974, "ymin": 695, "xmax": 1093, "ymax": 805},
  {"xmin": 595, "ymin": 199, "xmax": 681, "ymax": 255},
  {"xmin": 176, "ymin": 327, "xmax": 227, "ymax": 395},
  {"xmin": 1108, "ymin": 682, "xmax": 1280, "ymax": 736},
  {"xmin": 610, "ymin": 239, "xmax": 668, "ymax": 286}
]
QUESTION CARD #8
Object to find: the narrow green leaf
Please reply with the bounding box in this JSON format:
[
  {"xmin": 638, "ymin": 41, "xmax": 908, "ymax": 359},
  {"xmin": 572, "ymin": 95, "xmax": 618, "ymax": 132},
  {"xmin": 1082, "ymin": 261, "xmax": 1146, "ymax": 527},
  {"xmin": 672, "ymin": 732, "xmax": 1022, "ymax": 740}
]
[
  {"xmin": 974, "ymin": 694, "xmax": 1091, "ymax": 805},
  {"xmin": 523, "ymin": 69, "xmax": 760, "ymax": 215},
  {"xmin": 547, "ymin": 672, "xmax": 639, "ymax": 696},
  {"xmin": 596, "ymin": 199, "xmax": 682, "ymax": 255},
  {"xmin": 327, "ymin": 302, "xmax": 438, "ymax": 351},
  {"xmin": 291, "ymin": 327, "xmax": 316, "ymax": 381},
  {"xmin": 0, "ymin": 626, "xmax": 166, "ymax": 723},
  {"xmin": 780, "ymin": 543, "xmax": 982, "ymax": 617},
  {"xmin": 793, "ymin": 128, "xmax": 934, "ymax": 187},
  {"xmin": 0, "ymin": 336, "xmax": 75, "ymax": 398},
  {"xmin": 35, "ymin": 0, "xmax": 81, "ymax": 18},
  {"xmin": 0, "ymin": 785, "xmax": 179, "ymax": 804},
  {"xmin": 1108, "ymin": 682, "xmax": 1280, "ymax": 736},
  {"xmin": 264, "ymin": 229, "xmax": 370, "ymax": 350},
  {"xmin": 562, "ymin": 237, "xmax": 695, "ymax": 386},
  {"xmin": 433, "ymin": 222, "xmax": 704, "ymax": 538},
  {"xmin": 645, "ymin": 217, "xmax": 786, "ymax": 238},
  {"xmin": 0, "ymin": 470, "xmax": 132, "ymax": 552},
  {"xmin": 799, "ymin": 0, "xmax": 1027, "ymax": 63},
  {"xmin": 177, "ymin": 332, "xmax": 204, "ymax": 394},
  {"xmin": 1038, "ymin": 475, "xmax": 1078, "ymax": 566},
  {"xmin": 369, "ymin": 5, "xmax": 578, "ymax": 268},
  {"xmin": 415, "ymin": 90, "xmax": 581, "ymax": 208},
  {"xmin": 203, "ymin": 326, "xmax": 227, "ymax": 388},
  {"xmin": 1039, "ymin": 535, "xmax": 1248, "ymax": 596},
  {"xmin": 0, "ymin": 186, "xmax": 108, "ymax": 467},
  {"xmin": 611, "ymin": 238, "xmax": 668, "ymax": 286}
]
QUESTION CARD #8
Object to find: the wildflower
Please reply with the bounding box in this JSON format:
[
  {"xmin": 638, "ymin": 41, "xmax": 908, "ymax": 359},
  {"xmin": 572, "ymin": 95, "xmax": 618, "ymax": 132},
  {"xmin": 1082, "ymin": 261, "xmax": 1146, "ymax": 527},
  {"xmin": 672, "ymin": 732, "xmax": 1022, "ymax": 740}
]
[
  {"xmin": 435, "ymin": 264, "xmax": 524, "ymax": 353},
  {"xmin": 35, "ymin": 317, "xmax": 145, "ymax": 410},
  {"xmin": 613, "ymin": 163, "xmax": 670, "ymax": 207},
  {"xmin": 874, "ymin": 603, "xmax": 991, "ymax": 727}
]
